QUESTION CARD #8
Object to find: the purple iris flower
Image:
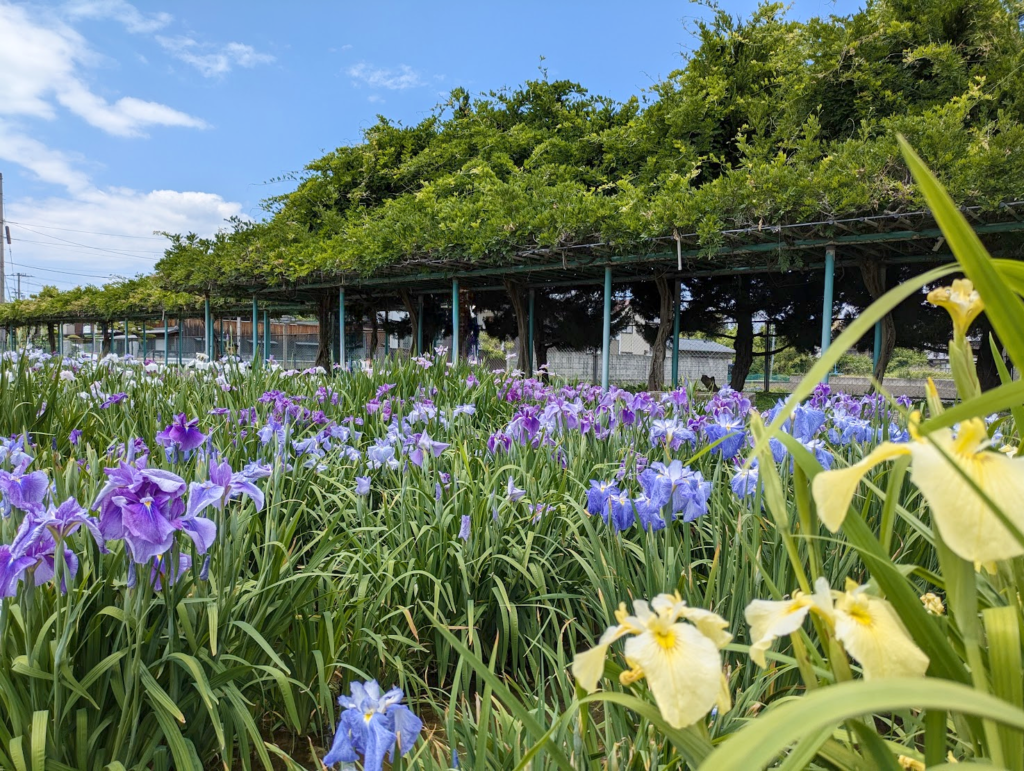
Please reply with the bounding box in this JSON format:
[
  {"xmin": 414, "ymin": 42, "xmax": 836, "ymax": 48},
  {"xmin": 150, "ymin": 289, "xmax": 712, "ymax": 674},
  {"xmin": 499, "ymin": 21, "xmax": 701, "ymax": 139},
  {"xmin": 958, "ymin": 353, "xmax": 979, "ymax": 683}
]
[
  {"xmin": 487, "ymin": 432, "xmax": 512, "ymax": 454},
  {"xmin": 730, "ymin": 463, "xmax": 760, "ymax": 498},
  {"xmin": 791, "ymin": 405, "xmax": 826, "ymax": 442},
  {"xmin": 324, "ymin": 680, "xmax": 423, "ymax": 771},
  {"xmin": 639, "ymin": 461, "xmax": 711, "ymax": 522},
  {"xmin": 100, "ymin": 392, "xmax": 128, "ymax": 409},
  {"xmin": 458, "ymin": 515, "xmax": 471, "ymax": 541},
  {"xmin": 506, "ymin": 476, "xmax": 526, "ymax": 502},
  {"xmin": 0, "ymin": 468, "xmax": 50, "ymax": 517},
  {"xmin": 94, "ymin": 463, "xmax": 213, "ymax": 564},
  {"xmin": 186, "ymin": 460, "xmax": 266, "ymax": 520},
  {"xmin": 367, "ymin": 441, "xmax": 398, "ymax": 470},
  {"xmin": 36, "ymin": 497, "xmax": 106, "ymax": 549},
  {"xmin": 356, "ymin": 476, "xmax": 371, "ymax": 496},
  {"xmin": 633, "ymin": 493, "xmax": 666, "ymax": 531},
  {"xmin": 69, "ymin": 429, "xmax": 83, "ymax": 447},
  {"xmin": 407, "ymin": 432, "xmax": 449, "ymax": 468},
  {"xmin": 604, "ymin": 491, "xmax": 636, "ymax": 531},
  {"xmin": 703, "ymin": 412, "xmax": 747, "ymax": 460},
  {"xmin": 809, "ymin": 383, "xmax": 831, "ymax": 409},
  {"xmin": 0, "ymin": 545, "xmax": 35, "ymax": 597},
  {"xmin": 586, "ymin": 481, "xmax": 619, "ymax": 517},
  {"xmin": 649, "ymin": 419, "xmax": 694, "ymax": 451},
  {"xmin": 802, "ymin": 439, "xmax": 834, "ymax": 470},
  {"xmin": 156, "ymin": 414, "xmax": 207, "ymax": 453},
  {"xmin": 0, "ymin": 511, "xmax": 80, "ymax": 595}
]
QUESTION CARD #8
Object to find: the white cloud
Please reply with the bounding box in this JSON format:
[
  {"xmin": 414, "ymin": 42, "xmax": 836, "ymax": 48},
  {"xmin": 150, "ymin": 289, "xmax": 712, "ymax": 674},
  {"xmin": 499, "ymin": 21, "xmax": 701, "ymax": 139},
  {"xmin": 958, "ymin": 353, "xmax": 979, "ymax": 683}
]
[
  {"xmin": 63, "ymin": 0, "xmax": 171, "ymax": 34},
  {"xmin": 347, "ymin": 62, "xmax": 424, "ymax": 90},
  {"xmin": 5, "ymin": 188, "xmax": 244, "ymax": 291},
  {"xmin": 0, "ymin": 2, "xmax": 245, "ymax": 292},
  {"xmin": 367, "ymin": 94, "xmax": 384, "ymax": 104},
  {"xmin": 157, "ymin": 35, "xmax": 275, "ymax": 77},
  {"xmin": 0, "ymin": 2, "xmax": 205, "ymax": 136}
]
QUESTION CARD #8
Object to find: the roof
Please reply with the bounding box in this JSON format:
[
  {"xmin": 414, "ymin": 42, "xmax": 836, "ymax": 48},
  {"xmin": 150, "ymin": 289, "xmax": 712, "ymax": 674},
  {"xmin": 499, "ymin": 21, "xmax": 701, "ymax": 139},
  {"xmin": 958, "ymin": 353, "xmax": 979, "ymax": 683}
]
[{"xmin": 678, "ymin": 338, "xmax": 733, "ymax": 354}]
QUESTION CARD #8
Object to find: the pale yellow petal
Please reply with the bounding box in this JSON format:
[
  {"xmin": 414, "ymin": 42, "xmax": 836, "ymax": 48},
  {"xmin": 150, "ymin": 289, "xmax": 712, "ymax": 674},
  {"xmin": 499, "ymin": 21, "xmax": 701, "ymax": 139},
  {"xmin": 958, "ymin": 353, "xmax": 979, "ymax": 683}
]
[
  {"xmin": 744, "ymin": 597, "xmax": 812, "ymax": 668},
  {"xmin": 812, "ymin": 443, "xmax": 911, "ymax": 531},
  {"xmin": 571, "ymin": 624, "xmax": 632, "ymax": 692},
  {"xmin": 834, "ymin": 592, "xmax": 929, "ymax": 680},
  {"xmin": 571, "ymin": 643, "xmax": 611, "ymax": 693},
  {"xmin": 909, "ymin": 428, "xmax": 1024, "ymax": 562},
  {"xmin": 679, "ymin": 606, "xmax": 733, "ymax": 649},
  {"xmin": 623, "ymin": 623, "xmax": 722, "ymax": 728}
]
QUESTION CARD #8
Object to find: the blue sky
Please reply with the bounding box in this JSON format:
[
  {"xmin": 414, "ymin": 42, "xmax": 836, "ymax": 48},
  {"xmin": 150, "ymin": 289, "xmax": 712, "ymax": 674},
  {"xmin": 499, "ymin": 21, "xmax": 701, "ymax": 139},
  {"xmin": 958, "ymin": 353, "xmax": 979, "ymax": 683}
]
[{"xmin": 0, "ymin": 0, "xmax": 860, "ymax": 294}]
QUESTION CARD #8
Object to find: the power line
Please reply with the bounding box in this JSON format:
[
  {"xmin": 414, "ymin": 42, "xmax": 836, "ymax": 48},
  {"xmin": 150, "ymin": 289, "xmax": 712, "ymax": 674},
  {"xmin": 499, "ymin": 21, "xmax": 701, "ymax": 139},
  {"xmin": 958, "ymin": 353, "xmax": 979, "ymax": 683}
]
[
  {"xmin": 7, "ymin": 239, "xmax": 160, "ymax": 262},
  {"xmin": 11, "ymin": 234, "xmax": 163, "ymax": 260},
  {"xmin": 4, "ymin": 219, "xmax": 169, "ymax": 241}
]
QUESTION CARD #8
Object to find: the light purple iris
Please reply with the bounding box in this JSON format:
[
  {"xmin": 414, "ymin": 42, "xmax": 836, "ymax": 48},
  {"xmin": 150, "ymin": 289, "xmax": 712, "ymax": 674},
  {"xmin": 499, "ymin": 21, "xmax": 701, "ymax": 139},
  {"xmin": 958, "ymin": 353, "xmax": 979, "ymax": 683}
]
[
  {"xmin": 36, "ymin": 497, "xmax": 106, "ymax": 549},
  {"xmin": 0, "ymin": 467, "xmax": 50, "ymax": 517},
  {"xmin": 156, "ymin": 414, "xmax": 207, "ymax": 454},
  {"xmin": 639, "ymin": 460, "xmax": 711, "ymax": 522},
  {"xmin": 458, "ymin": 515, "xmax": 471, "ymax": 541},
  {"xmin": 730, "ymin": 463, "xmax": 759, "ymax": 498},
  {"xmin": 324, "ymin": 680, "xmax": 423, "ymax": 771},
  {"xmin": 586, "ymin": 480, "xmax": 619, "ymax": 517},
  {"xmin": 0, "ymin": 509, "xmax": 86, "ymax": 596},
  {"xmin": 703, "ymin": 412, "xmax": 747, "ymax": 460},
  {"xmin": 355, "ymin": 476, "xmax": 371, "ymax": 496},
  {"xmin": 186, "ymin": 460, "xmax": 266, "ymax": 520},
  {"xmin": 407, "ymin": 432, "xmax": 449, "ymax": 468},
  {"xmin": 506, "ymin": 476, "xmax": 526, "ymax": 502},
  {"xmin": 94, "ymin": 462, "xmax": 214, "ymax": 564}
]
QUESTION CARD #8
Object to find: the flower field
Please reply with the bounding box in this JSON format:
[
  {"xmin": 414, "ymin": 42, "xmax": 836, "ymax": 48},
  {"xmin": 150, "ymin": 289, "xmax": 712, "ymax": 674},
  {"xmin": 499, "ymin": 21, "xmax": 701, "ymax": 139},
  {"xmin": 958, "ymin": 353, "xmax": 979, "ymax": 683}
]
[{"xmin": 3, "ymin": 157, "xmax": 1024, "ymax": 770}]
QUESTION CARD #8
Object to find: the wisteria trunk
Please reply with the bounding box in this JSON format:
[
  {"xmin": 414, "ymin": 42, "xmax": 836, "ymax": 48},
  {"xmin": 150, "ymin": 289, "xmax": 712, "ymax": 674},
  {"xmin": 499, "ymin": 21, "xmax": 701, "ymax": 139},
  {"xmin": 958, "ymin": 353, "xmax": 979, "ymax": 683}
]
[{"xmin": 647, "ymin": 275, "xmax": 673, "ymax": 392}]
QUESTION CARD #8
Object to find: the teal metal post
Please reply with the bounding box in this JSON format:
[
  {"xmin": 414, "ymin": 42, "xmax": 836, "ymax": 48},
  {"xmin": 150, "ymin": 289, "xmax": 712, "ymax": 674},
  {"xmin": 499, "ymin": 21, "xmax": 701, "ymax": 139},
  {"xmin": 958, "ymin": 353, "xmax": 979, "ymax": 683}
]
[
  {"xmin": 92, "ymin": 324, "xmax": 97, "ymax": 357},
  {"xmin": 416, "ymin": 296, "xmax": 424, "ymax": 355},
  {"xmin": 384, "ymin": 310, "xmax": 390, "ymax": 356},
  {"xmin": 527, "ymin": 289, "xmax": 535, "ymax": 375},
  {"xmin": 338, "ymin": 288, "xmax": 346, "ymax": 370},
  {"xmin": 252, "ymin": 297, "xmax": 259, "ymax": 364},
  {"xmin": 671, "ymin": 280, "xmax": 681, "ymax": 388},
  {"xmin": 204, "ymin": 298, "xmax": 212, "ymax": 357},
  {"xmin": 124, "ymin": 319, "xmax": 129, "ymax": 357},
  {"xmin": 601, "ymin": 267, "xmax": 612, "ymax": 390},
  {"xmin": 263, "ymin": 311, "xmax": 270, "ymax": 360},
  {"xmin": 163, "ymin": 316, "xmax": 169, "ymax": 366},
  {"xmin": 872, "ymin": 321, "xmax": 882, "ymax": 371},
  {"xmin": 820, "ymin": 247, "xmax": 835, "ymax": 381},
  {"xmin": 141, "ymin": 321, "xmax": 147, "ymax": 359},
  {"xmin": 451, "ymin": 279, "xmax": 460, "ymax": 362},
  {"xmin": 177, "ymin": 318, "xmax": 183, "ymax": 365}
]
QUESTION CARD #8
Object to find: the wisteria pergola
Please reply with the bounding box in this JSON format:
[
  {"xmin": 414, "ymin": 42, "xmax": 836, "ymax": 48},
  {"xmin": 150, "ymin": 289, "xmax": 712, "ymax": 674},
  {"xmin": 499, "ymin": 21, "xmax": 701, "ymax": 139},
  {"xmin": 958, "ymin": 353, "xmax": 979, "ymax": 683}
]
[
  {"xmin": 16, "ymin": 203, "xmax": 1024, "ymax": 388},
  {"xmin": 240, "ymin": 202, "xmax": 1024, "ymax": 387}
]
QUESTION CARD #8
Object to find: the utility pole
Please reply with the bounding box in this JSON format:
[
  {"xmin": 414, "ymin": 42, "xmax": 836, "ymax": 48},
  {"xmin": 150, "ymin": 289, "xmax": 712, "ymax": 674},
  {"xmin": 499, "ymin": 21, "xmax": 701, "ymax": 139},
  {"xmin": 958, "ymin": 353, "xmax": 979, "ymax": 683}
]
[
  {"xmin": 14, "ymin": 273, "xmax": 31, "ymax": 300},
  {"xmin": 0, "ymin": 172, "xmax": 5, "ymax": 305}
]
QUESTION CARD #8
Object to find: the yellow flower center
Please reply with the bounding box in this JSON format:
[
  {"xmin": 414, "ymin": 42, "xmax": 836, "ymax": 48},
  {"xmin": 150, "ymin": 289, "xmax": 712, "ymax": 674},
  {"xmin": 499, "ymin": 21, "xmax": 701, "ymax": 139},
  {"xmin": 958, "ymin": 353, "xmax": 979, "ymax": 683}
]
[
  {"xmin": 846, "ymin": 602, "xmax": 874, "ymax": 627},
  {"xmin": 654, "ymin": 628, "xmax": 678, "ymax": 650},
  {"xmin": 364, "ymin": 711, "xmax": 374, "ymax": 724}
]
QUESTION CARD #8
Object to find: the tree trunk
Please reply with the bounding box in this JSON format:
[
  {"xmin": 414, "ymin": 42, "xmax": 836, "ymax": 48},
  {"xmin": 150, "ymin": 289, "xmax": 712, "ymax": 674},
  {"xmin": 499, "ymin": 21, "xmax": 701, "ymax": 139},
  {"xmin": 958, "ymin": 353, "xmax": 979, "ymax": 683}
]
[
  {"xmin": 731, "ymin": 305, "xmax": 754, "ymax": 391},
  {"xmin": 101, "ymin": 321, "xmax": 111, "ymax": 355},
  {"xmin": 975, "ymin": 315, "xmax": 1004, "ymax": 392},
  {"xmin": 315, "ymin": 295, "xmax": 332, "ymax": 369},
  {"xmin": 47, "ymin": 323, "xmax": 56, "ymax": 352},
  {"xmin": 859, "ymin": 260, "xmax": 895, "ymax": 383},
  {"xmin": 400, "ymin": 289, "xmax": 418, "ymax": 356},
  {"xmin": 504, "ymin": 279, "xmax": 530, "ymax": 374},
  {"xmin": 369, "ymin": 310, "xmax": 378, "ymax": 359},
  {"xmin": 646, "ymin": 275, "xmax": 673, "ymax": 391}
]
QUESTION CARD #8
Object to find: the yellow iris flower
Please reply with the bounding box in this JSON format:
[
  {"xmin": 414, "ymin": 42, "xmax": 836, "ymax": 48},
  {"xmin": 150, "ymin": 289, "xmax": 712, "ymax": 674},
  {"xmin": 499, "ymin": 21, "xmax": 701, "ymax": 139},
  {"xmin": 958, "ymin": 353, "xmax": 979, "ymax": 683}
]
[
  {"xmin": 571, "ymin": 593, "xmax": 732, "ymax": 728},
  {"xmin": 811, "ymin": 415, "xmax": 1024, "ymax": 563},
  {"xmin": 926, "ymin": 278, "xmax": 984, "ymax": 339},
  {"xmin": 745, "ymin": 578, "xmax": 929, "ymax": 679}
]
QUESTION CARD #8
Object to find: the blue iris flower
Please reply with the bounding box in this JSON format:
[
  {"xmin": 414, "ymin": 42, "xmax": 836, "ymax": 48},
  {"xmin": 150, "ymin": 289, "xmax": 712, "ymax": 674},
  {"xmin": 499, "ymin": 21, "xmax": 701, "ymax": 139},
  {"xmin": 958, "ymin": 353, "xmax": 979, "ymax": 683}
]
[{"xmin": 324, "ymin": 680, "xmax": 423, "ymax": 770}]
